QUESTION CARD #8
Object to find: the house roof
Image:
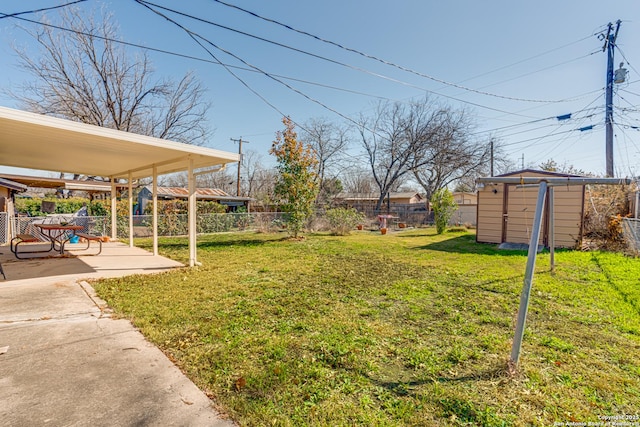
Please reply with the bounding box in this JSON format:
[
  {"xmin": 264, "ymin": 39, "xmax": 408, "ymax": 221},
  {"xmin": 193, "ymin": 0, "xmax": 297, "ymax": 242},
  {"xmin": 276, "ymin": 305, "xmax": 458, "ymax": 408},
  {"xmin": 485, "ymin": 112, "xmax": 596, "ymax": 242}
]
[
  {"xmin": 0, "ymin": 177, "xmax": 27, "ymax": 192},
  {"xmin": 0, "ymin": 106, "xmax": 239, "ymax": 180},
  {"xmin": 0, "ymin": 173, "xmax": 129, "ymax": 191},
  {"xmin": 143, "ymin": 185, "xmax": 252, "ymax": 202},
  {"xmin": 336, "ymin": 192, "xmax": 424, "ymax": 201}
]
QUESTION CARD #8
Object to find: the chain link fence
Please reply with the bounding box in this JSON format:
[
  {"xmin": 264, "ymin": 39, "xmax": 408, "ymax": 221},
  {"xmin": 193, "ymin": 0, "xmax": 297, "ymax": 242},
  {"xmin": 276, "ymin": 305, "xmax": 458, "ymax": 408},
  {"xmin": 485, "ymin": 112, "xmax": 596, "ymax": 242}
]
[
  {"xmin": 622, "ymin": 218, "xmax": 640, "ymax": 255},
  {"xmin": 8, "ymin": 212, "xmax": 290, "ymax": 240},
  {"xmin": 0, "ymin": 212, "xmax": 7, "ymax": 244}
]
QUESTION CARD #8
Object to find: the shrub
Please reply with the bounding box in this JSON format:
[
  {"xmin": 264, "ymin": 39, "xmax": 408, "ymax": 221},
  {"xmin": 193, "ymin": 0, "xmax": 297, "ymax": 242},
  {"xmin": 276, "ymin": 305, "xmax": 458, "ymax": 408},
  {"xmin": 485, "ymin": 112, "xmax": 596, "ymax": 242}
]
[
  {"xmin": 325, "ymin": 208, "xmax": 366, "ymax": 235},
  {"xmin": 583, "ymin": 184, "xmax": 634, "ymax": 250},
  {"xmin": 431, "ymin": 188, "xmax": 458, "ymax": 234}
]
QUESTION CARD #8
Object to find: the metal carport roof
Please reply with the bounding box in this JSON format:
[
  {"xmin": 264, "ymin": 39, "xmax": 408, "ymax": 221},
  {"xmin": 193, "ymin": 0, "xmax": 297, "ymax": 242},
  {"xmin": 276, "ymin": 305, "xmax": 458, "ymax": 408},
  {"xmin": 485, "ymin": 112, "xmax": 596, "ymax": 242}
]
[
  {"xmin": 0, "ymin": 106, "xmax": 241, "ymax": 267},
  {"xmin": 0, "ymin": 106, "xmax": 239, "ymax": 180}
]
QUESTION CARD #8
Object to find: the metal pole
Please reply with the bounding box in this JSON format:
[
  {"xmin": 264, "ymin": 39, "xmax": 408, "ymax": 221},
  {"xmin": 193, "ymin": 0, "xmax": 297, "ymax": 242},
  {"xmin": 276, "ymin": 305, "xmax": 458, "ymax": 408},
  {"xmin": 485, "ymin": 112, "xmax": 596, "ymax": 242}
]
[
  {"xmin": 510, "ymin": 180, "xmax": 547, "ymax": 367},
  {"xmin": 110, "ymin": 179, "xmax": 117, "ymax": 241},
  {"xmin": 237, "ymin": 138, "xmax": 242, "ymax": 197},
  {"xmin": 549, "ymin": 187, "xmax": 555, "ymax": 273},
  {"xmin": 490, "ymin": 139, "xmax": 494, "ymax": 177},
  {"xmin": 605, "ymin": 30, "xmax": 615, "ymax": 177},
  {"xmin": 231, "ymin": 137, "xmax": 249, "ymax": 197},
  {"xmin": 152, "ymin": 164, "xmax": 158, "ymax": 256},
  {"xmin": 188, "ymin": 157, "xmax": 197, "ymax": 267},
  {"xmin": 605, "ymin": 20, "xmax": 621, "ymax": 178},
  {"xmin": 128, "ymin": 171, "xmax": 133, "ymax": 248}
]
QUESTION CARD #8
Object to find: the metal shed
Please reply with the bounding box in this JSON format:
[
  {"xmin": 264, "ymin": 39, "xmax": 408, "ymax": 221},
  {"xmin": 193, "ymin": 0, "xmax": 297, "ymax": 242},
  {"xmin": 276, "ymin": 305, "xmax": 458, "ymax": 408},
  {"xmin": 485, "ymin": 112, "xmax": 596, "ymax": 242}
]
[{"xmin": 476, "ymin": 169, "xmax": 585, "ymax": 248}]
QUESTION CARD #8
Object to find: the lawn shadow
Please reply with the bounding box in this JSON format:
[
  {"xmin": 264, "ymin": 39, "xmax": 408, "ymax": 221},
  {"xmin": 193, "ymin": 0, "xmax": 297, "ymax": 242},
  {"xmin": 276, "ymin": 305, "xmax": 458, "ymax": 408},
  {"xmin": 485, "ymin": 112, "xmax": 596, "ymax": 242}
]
[
  {"xmin": 416, "ymin": 235, "xmax": 530, "ymax": 257},
  {"xmin": 142, "ymin": 235, "xmax": 288, "ymax": 251},
  {"xmin": 365, "ymin": 363, "xmax": 510, "ymax": 397}
]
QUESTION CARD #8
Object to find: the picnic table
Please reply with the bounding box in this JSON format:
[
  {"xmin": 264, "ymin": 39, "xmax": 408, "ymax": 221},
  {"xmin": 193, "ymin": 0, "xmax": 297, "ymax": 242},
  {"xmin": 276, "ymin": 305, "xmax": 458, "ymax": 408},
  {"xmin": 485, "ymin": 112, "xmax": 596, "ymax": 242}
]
[{"xmin": 34, "ymin": 223, "xmax": 84, "ymax": 254}]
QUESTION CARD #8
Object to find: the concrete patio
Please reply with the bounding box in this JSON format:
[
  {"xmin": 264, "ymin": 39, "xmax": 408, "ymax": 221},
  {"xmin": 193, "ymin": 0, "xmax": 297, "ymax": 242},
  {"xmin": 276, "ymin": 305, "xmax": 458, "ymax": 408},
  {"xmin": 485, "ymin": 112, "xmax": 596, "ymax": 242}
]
[{"xmin": 0, "ymin": 243, "xmax": 235, "ymax": 426}]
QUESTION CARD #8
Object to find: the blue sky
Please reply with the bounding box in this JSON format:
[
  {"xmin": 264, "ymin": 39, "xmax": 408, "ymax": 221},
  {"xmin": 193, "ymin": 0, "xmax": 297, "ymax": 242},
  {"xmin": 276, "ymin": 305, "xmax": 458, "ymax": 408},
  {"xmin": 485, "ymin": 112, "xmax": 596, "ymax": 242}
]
[{"xmin": 1, "ymin": 0, "xmax": 639, "ymax": 178}]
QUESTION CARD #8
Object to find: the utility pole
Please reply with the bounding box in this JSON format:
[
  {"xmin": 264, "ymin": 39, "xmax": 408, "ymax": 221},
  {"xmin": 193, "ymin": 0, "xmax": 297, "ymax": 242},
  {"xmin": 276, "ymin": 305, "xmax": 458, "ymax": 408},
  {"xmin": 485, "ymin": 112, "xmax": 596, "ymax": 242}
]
[
  {"xmin": 490, "ymin": 139, "xmax": 494, "ymax": 177},
  {"xmin": 603, "ymin": 20, "xmax": 621, "ymax": 177},
  {"xmin": 230, "ymin": 137, "xmax": 249, "ymax": 196}
]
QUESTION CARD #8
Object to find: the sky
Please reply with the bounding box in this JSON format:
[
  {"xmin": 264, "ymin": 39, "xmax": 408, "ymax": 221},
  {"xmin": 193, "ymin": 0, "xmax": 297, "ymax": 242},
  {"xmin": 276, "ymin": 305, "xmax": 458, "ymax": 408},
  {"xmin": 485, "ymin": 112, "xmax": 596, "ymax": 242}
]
[{"xmin": 0, "ymin": 0, "xmax": 639, "ymax": 180}]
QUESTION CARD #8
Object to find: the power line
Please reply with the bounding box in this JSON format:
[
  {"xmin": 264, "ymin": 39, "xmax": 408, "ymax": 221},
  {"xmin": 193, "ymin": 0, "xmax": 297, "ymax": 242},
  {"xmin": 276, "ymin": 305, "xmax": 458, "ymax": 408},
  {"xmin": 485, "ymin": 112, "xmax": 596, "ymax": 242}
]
[
  {"xmin": 0, "ymin": 0, "xmax": 87, "ymax": 20},
  {"xmin": 209, "ymin": 0, "xmax": 587, "ymax": 104},
  {"xmin": 452, "ymin": 33, "xmax": 600, "ymax": 86},
  {"xmin": 134, "ymin": 1, "xmax": 555, "ymax": 116},
  {"xmin": 5, "ymin": 2, "xmax": 548, "ymax": 121},
  {"xmin": 2, "ymin": 13, "xmax": 393, "ymax": 102},
  {"xmin": 134, "ymin": 0, "xmax": 360, "ymax": 134},
  {"xmin": 471, "ymin": 106, "xmax": 604, "ymax": 137}
]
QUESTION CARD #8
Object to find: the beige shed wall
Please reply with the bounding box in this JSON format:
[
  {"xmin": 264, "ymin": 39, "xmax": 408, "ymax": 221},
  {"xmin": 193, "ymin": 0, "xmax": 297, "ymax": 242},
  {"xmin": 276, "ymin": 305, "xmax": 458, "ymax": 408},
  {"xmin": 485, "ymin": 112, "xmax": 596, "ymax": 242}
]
[
  {"xmin": 476, "ymin": 184, "xmax": 503, "ymax": 244},
  {"xmin": 476, "ymin": 172, "xmax": 584, "ymax": 248}
]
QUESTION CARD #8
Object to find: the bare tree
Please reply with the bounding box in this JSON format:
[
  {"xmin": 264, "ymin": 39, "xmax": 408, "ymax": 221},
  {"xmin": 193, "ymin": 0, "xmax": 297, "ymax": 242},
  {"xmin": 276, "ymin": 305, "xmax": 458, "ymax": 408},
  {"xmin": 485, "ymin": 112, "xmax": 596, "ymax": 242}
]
[
  {"xmin": 410, "ymin": 107, "xmax": 491, "ymax": 201},
  {"xmin": 10, "ymin": 7, "xmax": 211, "ymax": 147},
  {"xmin": 300, "ymin": 118, "xmax": 350, "ymax": 204},
  {"xmin": 161, "ymin": 168, "xmax": 235, "ymax": 195},
  {"xmin": 359, "ymin": 99, "xmax": 457, "ymax": 211},
  {"xmin": 240, "ymin": 149, "xmax": 263, "ymax": 198},
  {"xmin": 249, "ymin": 168, "xmax": 278, "ymax": 208},
  {"xmin": 338, "ymin": 166, "xmax": 377, "ymax": 194}
]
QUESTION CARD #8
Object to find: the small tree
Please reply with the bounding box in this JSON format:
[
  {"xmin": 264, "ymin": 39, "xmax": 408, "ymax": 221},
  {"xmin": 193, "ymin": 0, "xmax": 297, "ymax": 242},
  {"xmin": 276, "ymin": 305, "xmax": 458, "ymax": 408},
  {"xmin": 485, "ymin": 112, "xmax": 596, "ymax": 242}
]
[
  {"xmin": 326, "ymin": 208, "xmax": 365, "ymax": 235},
  {"xmin": 431, "ymin": 188, "xmax": 458, "ymax": 234},
  {"xmin": 270, "ymin": 117, "xmax": 319, "ymax": 238}
]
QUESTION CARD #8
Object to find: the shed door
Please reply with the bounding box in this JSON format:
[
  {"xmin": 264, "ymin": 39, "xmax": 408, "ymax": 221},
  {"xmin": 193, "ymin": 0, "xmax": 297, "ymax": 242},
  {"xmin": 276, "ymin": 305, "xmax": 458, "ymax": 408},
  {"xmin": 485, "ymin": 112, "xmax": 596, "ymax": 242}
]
[{"xmin": 503, "ymin": 184, "xmax": 547, "ymax": 245}]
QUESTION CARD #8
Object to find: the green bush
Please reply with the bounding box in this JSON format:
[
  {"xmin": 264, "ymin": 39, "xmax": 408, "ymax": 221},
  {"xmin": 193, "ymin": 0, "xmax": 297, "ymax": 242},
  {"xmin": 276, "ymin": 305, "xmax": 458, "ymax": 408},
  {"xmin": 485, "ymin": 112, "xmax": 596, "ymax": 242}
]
[
  {"xmin": 15, "ymin": 196, "xmax": 91, "ymax": 216},
  {"xmin": 325, "ymin": 208, "xmax": 366, "ymax": 235},
  {"xmin": 431, "ymin": 188, "xmax": 458, "ymax": 234}
]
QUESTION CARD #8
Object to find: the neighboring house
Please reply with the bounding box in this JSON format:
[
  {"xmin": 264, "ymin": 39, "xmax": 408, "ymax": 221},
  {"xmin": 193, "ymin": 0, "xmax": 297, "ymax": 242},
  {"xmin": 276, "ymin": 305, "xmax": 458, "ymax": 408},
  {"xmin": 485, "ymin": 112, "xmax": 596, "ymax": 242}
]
[
  {"xmin": 452, "ymin": 192, "xmax": 477, "ymax": 205},
  {"xmin": 451, "ymin": 192, "xmax": 477, "ymax": 226},
  {"xmin": 476, "ymin": 169, "xmax": 585, "ymax": 248},
  {"xmin": 0, "ymin": 173, "xmax": 128, "ymax": 199},
  {"xmin": 137, "ymin": 186, "xmax": 252, "ymax": 213},
  {"xmin": 333, "ymin": 192, "xmax": 426, "ymax": 211},
  {"xmin": 0, "ymin": 177, "xmax": 27, "ymax": 243}
]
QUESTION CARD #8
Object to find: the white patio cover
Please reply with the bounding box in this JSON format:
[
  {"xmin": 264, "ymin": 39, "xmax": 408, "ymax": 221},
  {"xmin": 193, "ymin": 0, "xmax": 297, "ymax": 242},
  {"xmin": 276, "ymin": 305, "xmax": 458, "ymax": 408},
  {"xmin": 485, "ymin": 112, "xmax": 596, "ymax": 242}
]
[{"xmin": 0, "ymin": 106, "xmax": 240, "ymax": 266}]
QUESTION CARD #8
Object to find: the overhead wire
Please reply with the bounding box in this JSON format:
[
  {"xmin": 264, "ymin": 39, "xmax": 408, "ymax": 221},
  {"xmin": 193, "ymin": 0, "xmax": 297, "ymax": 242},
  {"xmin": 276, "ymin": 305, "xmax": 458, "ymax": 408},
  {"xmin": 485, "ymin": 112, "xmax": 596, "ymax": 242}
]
[
  {"xmin": 1, "ymin": 12, "xmax": 394, "ymax": 102},
  {"xmin": 133, "ymin": 0, "xmax": 543, "ymax": 118},
  {"xmin": 470, "ymin": 106, "xmax": 604, "ymax": 136},
  {"xmin": 133, "ymin": 0, "xmax": 380, "ymax": 134},
  {"xmin": 613, "ymin": 124, "xmax": 638, "ymax": 176},
  {"xmin": 451, "ymin": 33, "xmax": 601, "ymax": 86},
  {"xmin": 209, "ymin": 0, "xmax": 589, "ymax": 104},
  {"xmin": 617, "ymin": 47, "xmax": 640, "ymax": 81},
  {"xmin": 501, "ymin": 92, "xmax": 603, "ymax": 150},
  {"xmin": 6, "ymin": 1, "xmax": 588, "ymax": 125},
  {"xmin": 0, "ymin": 0, "xmax": 87, "ymax": 20},
  {"xmin": 132, "ymin": 1, "xmax": 293, "ymax": 125}
]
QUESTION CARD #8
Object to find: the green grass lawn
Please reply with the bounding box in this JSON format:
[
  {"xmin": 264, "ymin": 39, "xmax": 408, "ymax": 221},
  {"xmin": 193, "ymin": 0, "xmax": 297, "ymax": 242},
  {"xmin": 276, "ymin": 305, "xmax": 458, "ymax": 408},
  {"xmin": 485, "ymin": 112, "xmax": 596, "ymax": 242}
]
[{"xmin": 92, "ymin": 228, "xmax": 640, "ymax": 426}]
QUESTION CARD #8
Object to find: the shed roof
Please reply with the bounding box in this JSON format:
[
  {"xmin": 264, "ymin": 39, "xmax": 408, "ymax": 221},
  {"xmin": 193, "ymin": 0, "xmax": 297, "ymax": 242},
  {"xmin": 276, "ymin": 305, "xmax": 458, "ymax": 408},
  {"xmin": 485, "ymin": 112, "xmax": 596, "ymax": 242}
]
[
  {"xmin": 496, "ymin": 169, "xmax": 583, "ymax": 178},
  {"xmin": 0, "ymin": 106, "xmax": 239, "ymax": 180}
]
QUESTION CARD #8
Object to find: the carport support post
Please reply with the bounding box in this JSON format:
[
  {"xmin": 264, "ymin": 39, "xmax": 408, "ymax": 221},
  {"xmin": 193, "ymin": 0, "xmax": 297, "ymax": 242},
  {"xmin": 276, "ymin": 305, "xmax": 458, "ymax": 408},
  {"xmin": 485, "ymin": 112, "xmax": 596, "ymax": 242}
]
[
  {"xmin": 549, "ymin": 187, "xmax": 555, "ymax": 273},
  {"xmin": 152, "ymin": 164, "xmax": 158, "ymax": 256},
  {"xmin": 110, "ymin": 179, "xmax": 117, "ymax": 241},
  {"xmin": 188, "ymin": 157, "xmax": 197, "ymax": 267},
  {"xmin": 128, "ymin": 171, "xmax": 134, "ymax": 248},
  {"xmin": 510, "ymin": 180, "xmax": 547, "ymax": 368}
]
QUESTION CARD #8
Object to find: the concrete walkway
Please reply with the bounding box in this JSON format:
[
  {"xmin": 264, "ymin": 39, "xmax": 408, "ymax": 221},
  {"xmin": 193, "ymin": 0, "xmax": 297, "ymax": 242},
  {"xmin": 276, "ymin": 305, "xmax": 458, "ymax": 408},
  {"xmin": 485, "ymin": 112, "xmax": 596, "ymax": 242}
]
[{"xmin": 0, "ymin": 243, "xmax": 235, "ymax": 426}]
